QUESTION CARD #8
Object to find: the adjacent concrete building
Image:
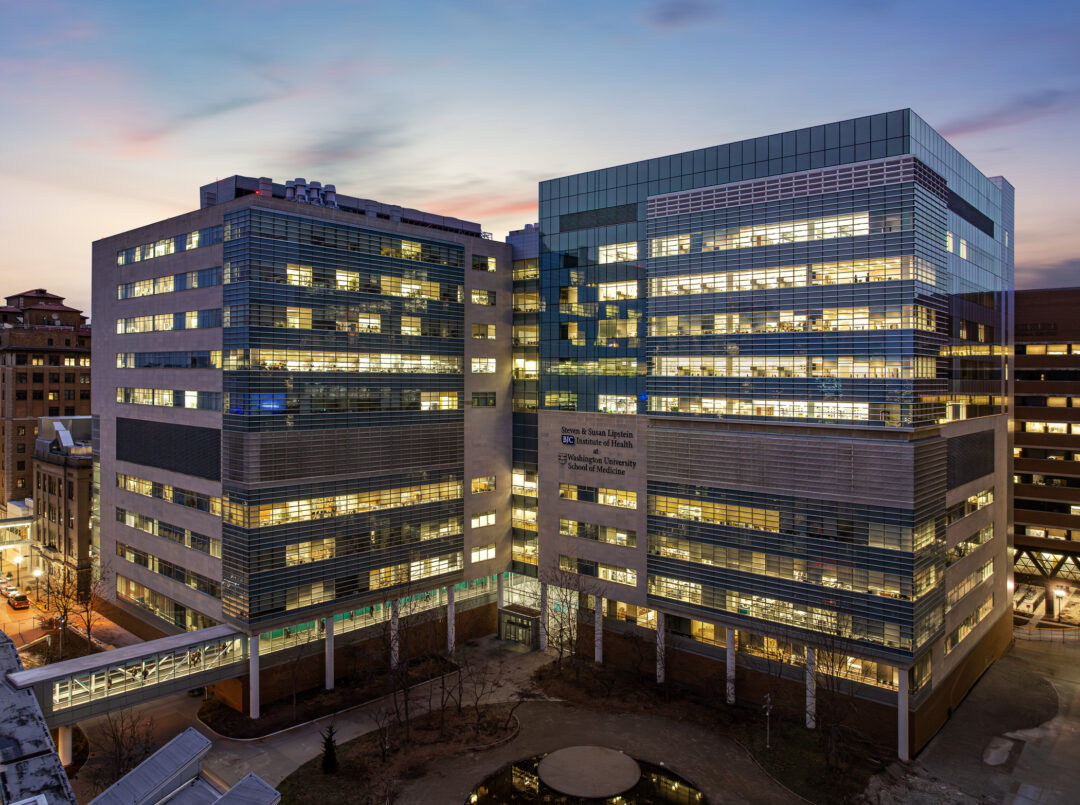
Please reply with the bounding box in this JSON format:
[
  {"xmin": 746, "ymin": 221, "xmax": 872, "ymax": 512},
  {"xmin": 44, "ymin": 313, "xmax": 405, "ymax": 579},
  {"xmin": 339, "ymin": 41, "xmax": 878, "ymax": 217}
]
[
  {"xmin": 32, "ymin": 416, "xmax": 94, "ymax": 599},
  {"xmin": 0, "ymin": 289, "xmax": 91, "ymax": 514},
  {"xmin": 1013, "ymin": 287, "xmax": 1080, "ymax": 611}
]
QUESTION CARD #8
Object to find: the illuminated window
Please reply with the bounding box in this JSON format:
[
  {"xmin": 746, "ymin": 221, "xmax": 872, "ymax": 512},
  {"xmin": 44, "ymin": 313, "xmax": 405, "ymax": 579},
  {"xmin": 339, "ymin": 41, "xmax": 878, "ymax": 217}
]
[
  {"xmin": 544, "ymin": 392, "xmax": 577, "ymax": 410},
  {"xmin": 471, "ymin": 324, "xmax": 495, "ymax": 340},
  {"xmin": 286, "ymin": 264, "xmax": 312, "ymax": 286},
  {"xmin": 471, "ymin": 392, "xmax": 496, "ymax": 408},
  {"xmin": 420, "ymin": 391, "xmax": 458, "ymax": 410},
  {"xmin": 401, "ymin": 240, "xmax": 422, "ymax": 260},
  {"xmin": 598, "ymin": 395, "xmax": 636, "ymax": 414},
  {"xmin": 959, "ymin": 239, "xmax": 968, "ymax": 260},
  {"xmin": 471, "ymin": 476, "xmax": 496, "ymax": 494},
  {"xmin": 401, "ymin": 316, "xmax": 421, "ymax": 336},
  {"xmin": 649, "ymin": 235, "xmax": 691, "ymax": 257},
  {"xmin": 597, "ymin": 280, "xmax": 637, "ymax": 301},
  {"xmin": 946, "ymin": 231, "xmax": 954, "ymax": 253},
  {"xmin": 471, "ymin": 544, "xmax": 496, "ymax": 563},
  {"xmin": 598, "ymin": 242, "xmax": 638, "ymax": 263},
  {"xmin": 286, "ymin": 307, "xmax": 312, "ymax": 329},
  {"xmin": 471, "ymin": 509, "xmax": 496, "ymax": 529},
  {"xmin": 471, "ymin": 358, "xmax": 496, "ymax": 374},
  {"xmin": 286, "ymin": 581, "xmax": 335, "ymax": 611},
  {"xmin": 471, "ymin": 289, "xmax": 496, "ymax": 306},
  {"xmin": 472, "ymin": 255, "xmax": 496, "ymax": 272},
  {"xmin": 285, "ymin": 538, "xmax": 336, "ymax": 567},
  {"xmin": 701, "ymin": 212, "xmax": 871, "ymax": 251}
]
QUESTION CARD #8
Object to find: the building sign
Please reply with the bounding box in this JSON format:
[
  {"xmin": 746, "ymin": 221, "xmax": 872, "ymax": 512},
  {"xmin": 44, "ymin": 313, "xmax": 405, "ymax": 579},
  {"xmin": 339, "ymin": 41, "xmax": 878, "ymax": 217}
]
[{"xmin": 557, "ymin": 426, "xmax": 637, "ymax": 476}]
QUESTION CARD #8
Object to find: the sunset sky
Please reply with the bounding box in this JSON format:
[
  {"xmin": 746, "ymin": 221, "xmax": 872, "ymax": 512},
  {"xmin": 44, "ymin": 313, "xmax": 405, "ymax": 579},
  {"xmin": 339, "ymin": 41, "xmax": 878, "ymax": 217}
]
[{"xmin": 2, "ymin": 0, "xmax": 1078, "ymax": 315}]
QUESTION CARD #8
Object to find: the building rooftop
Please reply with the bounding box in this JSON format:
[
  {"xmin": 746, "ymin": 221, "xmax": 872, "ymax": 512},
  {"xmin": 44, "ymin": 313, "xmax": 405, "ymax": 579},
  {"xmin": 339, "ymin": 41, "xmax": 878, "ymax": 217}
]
[
  {"xmin": 0, "ymin": 632, "xmax": 77, "ymax": 805},
  {"xmin": 199, "ymin": 175, "xmax": 489, "ymax": 239}
]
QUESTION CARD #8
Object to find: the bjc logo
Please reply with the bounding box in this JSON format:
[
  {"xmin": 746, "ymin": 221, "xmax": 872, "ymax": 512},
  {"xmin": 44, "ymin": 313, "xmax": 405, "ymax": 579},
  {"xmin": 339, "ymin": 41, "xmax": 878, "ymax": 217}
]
[{"xmin": 561, "ymin": 435, "xmax": 575, "ymax": 445}]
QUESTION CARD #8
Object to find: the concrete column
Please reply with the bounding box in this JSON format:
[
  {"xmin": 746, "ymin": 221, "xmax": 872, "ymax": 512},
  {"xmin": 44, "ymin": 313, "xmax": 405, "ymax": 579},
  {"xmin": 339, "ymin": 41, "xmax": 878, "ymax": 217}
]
[
  {"xmin": 538, "ymin": 582, "xmax": 548, "ymax": 651},
  {"xmin": 656, "ymin": 611, "xmax": 666, "ymax": 684},
  {"xmin": 390, "ymin": 599, "xmax": 400, "ymax": 669},
  {"xmin": 897, "ymin": 667, "xmax": 910, "ymax": 761},
  {"xmin": 324, "ymin": 617, "xmax": 335, "ymax": 691},
  {"xmin": 594, "ymin": 598, "xmax": 604, "ymax": 664},
  {"xmin": 248, "ymin": 634, "xmax": 260, "ymax": 719},
  {"xmin": 56, "ymin": 725, "xmax": 72, "ymax": 767},
  {"xmin": 805, "ymin": 647, "xmax": 816, "ymax": 729},
  {"xmin": 497, "ymin": 573, "xmax": 505, "ymax": 639},
  {"xmin": 725, "ymin": 627, "xmax": 736, "ymax": 705},
  {"xmin": 446, "ymin": 585, "xmax": 456, "ymax": 655}
]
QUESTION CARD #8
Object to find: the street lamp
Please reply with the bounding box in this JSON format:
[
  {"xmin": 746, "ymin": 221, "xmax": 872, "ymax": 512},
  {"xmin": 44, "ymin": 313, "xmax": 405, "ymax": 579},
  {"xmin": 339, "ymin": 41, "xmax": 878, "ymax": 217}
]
[
  {"xmin": 12, "ymin": 555, "xmax": 22, "ymax": 588},
  {"xmin": 1054, "ymin": 586, "xmax": 1068, "ymax": 621},
  {"xmin": 32, "ymin": 568, "xmax": 43, "ymax": 601}
]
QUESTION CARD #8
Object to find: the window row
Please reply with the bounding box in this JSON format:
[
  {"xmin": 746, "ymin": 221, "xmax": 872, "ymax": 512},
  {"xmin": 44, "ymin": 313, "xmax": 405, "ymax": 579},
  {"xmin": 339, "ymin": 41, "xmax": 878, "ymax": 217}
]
[
  {"xmin": 224, "ymin": 349, "xmax": 463, "ymax": 374},
  {"xmin": 945, "ymin": 559, "xmax": 993, "ymax": 611},
  {"xmin": 369, "ymin": 551, "xmax": 465, "ymax": 591},
  {"xmin": 117, "ymin": 226, "xmax": 222, "ymax": 266},
  {"xmin": 117, "ymin": 267, "xmax": 223, "ymax": 299},
  {"xmin": 223, "ymin": 480, "xmax": 463, "ymax": 528},
  {"xmin": 116, "ymin": 507, "xmax": 222, "ymax": 558},
  {"xmin": 559, "ymin": 554, "xmax": 638, "ymax": 587},
  {"xmin": 648, "ymin": 257, "xmax": 934, "ymax": 297},
  {"xmin": 649, "ymin": 305, "xmax": 935, "ymax": 337},
  {"xmin": 946, "ymin": 525, "xmax": 994, "ymax": 567},
  {"xmin": 117, "ymin": 351, "xmax": 221, "ymax": 369},
  {"xmin": 14, "ymin": 355, "xmax": 90, "ymax": 367},
  {"xmin": 946, "ymin": 489, "xmax": 994, "ymax": 525},
  {"xmin": 648, "ymin": 396, "xmax": 897, "ymax": 425},
  {"xmin": 1017, "ymin": 344, "xmax": 1080, "ymax": 355},
  {"xmin": 224, "ymin": 389, "xmax": 459, "ymax": 415},
  {"xmin": 649, "ymin": 495, "xmax": 779, "ymax": 533},
  {"xmin": 647, "ymin": 574, "xmax": 907, "ymax": 649},
  {"xmin": 648, "ymin": 534, "xmax": 909, "ymax": 599},
  {"xmin": 1023, "ymin": 421, "xmax": 1080, "ymax": 435},
  {"xmin": 558, "ymin": 484, "xmax": 638, "ymax": 509},
  {"xmin": 649, "ymin": 210, "xmax": 909, "ymax": 257},
  {"xmin": 559, "ymin": 519, "xmax": 637, "ymax": 548},
  {"xmin": 116, "ymin": 473, "xmax": 222, "ymax": 516},
  {"xmin": 944, "ymin": 594, "xmax": 994, "ymax": 655},
  {"xmin": 598, "ymin": 242, "xmax": 639, "ymax": 264},
  {"xmin": 245, "ymin": 211, "xmax": 464, "ymax": 268},
  {"xmin": 296, "ymin": 265, "xmax": 462, "ymax": 303},
  {"xmin": 650, "ymin": 355, "xmax": 935, "ymax": 380},
  {"xmin": 116, "ymin": 388, "xmax": 222, "ymax": 411},
  {"xmin": 116, "ymin": 542, "xmax": 220, "ymax": 598}
]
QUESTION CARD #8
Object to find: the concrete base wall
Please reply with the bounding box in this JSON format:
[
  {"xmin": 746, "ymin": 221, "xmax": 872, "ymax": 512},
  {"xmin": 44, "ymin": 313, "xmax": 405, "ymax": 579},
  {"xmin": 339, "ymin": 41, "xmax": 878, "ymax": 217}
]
[{"xmin": 910, "ymin": 610, "xmax": 1013, "ymax": 755}]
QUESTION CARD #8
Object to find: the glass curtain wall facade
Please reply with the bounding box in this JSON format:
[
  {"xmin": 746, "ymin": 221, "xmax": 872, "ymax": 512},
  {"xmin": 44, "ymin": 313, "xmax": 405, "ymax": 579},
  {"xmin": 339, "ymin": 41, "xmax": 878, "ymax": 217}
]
[
  {"xmin": 536, "ymin": 109, "xmax": 1013, "ymax": 752},
  {"xmin": 94, "ymin": 177, "xmax": 512, "ymax": 635}
]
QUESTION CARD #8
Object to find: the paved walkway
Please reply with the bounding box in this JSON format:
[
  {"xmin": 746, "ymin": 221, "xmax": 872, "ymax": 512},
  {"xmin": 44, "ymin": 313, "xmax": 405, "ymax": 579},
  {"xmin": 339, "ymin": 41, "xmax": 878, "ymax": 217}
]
[
  {"xmin": 397, "ymin": 700, "xmax": 801, "ymax": 804},
  {"xmin": 867, "ymin": 635, "xmax": 1080, "ymax": 804},
  {"xmin": 71, "ymin": 638, "xmax": 798, "ymax": 804}
]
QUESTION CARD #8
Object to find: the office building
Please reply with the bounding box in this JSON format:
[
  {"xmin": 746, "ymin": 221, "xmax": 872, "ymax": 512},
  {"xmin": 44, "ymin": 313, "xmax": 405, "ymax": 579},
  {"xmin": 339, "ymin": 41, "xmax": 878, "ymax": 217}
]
[
  {"xmin": 93, "ymin": 177, "xmax": 512, "ymax": 642},
  {"xmin": 31, "ymin": 416, "xmax": 94, "ymax": 599},
  {"xmin": 1013, "ymin": 287, "xmax": 1080, "ymax": 613},
  {"xmin": 533, "ymin": 109, "xmax": 1013, "ymax": 757},
  {"xmin": 0, "ymin": 289, "xmax": 91, "ymax": 514}
]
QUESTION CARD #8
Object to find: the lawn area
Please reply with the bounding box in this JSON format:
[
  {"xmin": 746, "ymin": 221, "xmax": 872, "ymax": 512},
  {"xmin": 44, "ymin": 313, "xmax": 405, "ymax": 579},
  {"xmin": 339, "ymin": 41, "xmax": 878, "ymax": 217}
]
[
  {"xmin": 201, "ymin": 654, "xmax": 456, "ymax": 739},
  {"xmin": 277, "ymin": 703, "xmax": 515, "ymax": 805},
  {"xmin": 19, "ymin": 628, "xmax": 99, "ymax": 668},
  {"xmin": 534, "ymin": 660, "xmax": 884, "ymax": 805}
]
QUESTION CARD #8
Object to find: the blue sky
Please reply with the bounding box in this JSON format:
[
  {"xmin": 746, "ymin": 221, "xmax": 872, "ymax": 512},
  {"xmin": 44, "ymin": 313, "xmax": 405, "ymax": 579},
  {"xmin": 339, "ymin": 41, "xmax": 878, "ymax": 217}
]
[{"xmin": 1, "ymin": 0, "xmax": 1078, "ymax": 313}]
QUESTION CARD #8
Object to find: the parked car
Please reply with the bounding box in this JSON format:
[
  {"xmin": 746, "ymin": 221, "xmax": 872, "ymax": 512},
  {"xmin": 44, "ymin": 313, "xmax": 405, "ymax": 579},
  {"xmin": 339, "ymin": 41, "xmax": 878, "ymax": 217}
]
[
  {"xmin": 0, "ymin": 584, "xmax": 18, "ymax": 598},
  {"xmin": 8, "ymin": 593, "xmax": 30, "ymax": 610}
]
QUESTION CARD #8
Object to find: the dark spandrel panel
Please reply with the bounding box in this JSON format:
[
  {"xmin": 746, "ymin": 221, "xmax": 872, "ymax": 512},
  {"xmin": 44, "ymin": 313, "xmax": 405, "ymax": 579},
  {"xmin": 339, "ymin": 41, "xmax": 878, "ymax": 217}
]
[
  {"xmin": 947, "ymin": 430, "xmax": 996, "ymax": 490},
  {"xmin": 559, "ymin": 203, "xmax": 638, "ymax": 232},
  {"xmin": 116, "ymin": 418, "xmax": 221, "ymax": 481},
  {"xmin": 946, "ymin": 189, "xmax": 996, "ymax": 237}
]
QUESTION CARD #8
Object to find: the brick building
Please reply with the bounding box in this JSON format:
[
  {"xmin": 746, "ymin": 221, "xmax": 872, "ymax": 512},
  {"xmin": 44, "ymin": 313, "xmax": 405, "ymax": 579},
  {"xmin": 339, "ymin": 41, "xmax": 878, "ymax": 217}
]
[{"xmin": 0, "ymin": 290, "xmax": 91, "ymax": 513}]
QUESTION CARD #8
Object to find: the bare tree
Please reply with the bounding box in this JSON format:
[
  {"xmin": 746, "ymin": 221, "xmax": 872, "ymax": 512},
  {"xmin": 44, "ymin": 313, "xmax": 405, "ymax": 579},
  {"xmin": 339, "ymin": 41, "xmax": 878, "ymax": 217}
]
[
  {"xmin": 39, "ymin": 565, "xmax": 81, "ymax": 662},
  {"xmin": 456, "ymin": 647, "xmax": 502, "ymax": 738},
  {"xmin": 371, "ymin": 707, "xmax": 393, "ymax": 763},
  {"xmin": 541, "ymin": 567, "xmax": 604, "ymax": 669},
  {"xmin": 284, "ymin": 621, "xmax": 323, "ymax": 723},
  {"xmin": 85, "ymin": 708, "xmax": 156, "ymax": 794},
  {"xmin": 72, "ymin": 569, "xmax": 111, "ymax": 651}
]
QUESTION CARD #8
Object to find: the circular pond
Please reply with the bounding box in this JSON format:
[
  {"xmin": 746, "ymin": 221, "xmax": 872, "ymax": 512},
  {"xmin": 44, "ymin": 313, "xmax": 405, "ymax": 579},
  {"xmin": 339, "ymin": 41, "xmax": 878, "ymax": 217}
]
[{"xmin": 467, "ymin": 748, "xmax": 704, "ymax": 804}]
